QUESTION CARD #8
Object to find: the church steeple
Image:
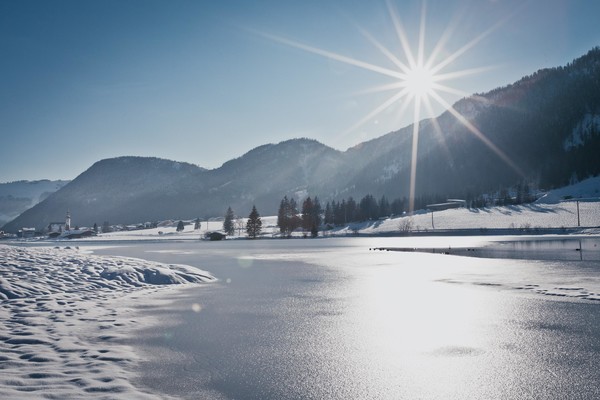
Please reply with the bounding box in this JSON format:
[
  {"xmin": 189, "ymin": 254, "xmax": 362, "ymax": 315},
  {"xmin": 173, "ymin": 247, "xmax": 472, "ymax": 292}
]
[{"xmin": 65, "ymin": 210, "xmax": 71, "ymax": 231}]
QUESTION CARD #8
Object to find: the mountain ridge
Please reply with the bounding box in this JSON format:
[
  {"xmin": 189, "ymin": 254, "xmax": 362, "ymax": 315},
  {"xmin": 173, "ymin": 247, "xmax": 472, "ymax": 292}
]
[
  {"xmin": 3, "ymin": 47, "xmax": 600, "ymax": 232},
  {"xmin": 0, "ymin": 180, "xmax": 70, "ymax": 228}
]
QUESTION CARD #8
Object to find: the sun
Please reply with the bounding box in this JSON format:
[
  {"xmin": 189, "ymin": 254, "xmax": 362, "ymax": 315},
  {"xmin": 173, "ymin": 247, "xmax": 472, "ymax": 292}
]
[
  {"xmin": 261, "ymin": 0, "xmax": 519, "ymax": 213},
  {"xmin": 403, "ymin": 64, "xmax": 435, "ymax": 98}
]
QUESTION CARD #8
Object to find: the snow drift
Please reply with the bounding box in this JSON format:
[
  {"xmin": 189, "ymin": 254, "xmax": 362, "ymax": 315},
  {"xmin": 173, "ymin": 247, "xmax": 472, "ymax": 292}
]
[{"xmin": 0, "ymin": 245, "xmax": 214, "ymax": 399}]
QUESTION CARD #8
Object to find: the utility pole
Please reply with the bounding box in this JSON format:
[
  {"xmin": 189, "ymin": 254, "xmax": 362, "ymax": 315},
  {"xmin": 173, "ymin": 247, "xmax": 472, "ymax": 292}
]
[
  {"xmin": 576, "ymin": 200, "xmax": 580, "ymax": 227},
  {"xmin": 431, "ymin": 211, "xmax": 435, "ymax": 229}
]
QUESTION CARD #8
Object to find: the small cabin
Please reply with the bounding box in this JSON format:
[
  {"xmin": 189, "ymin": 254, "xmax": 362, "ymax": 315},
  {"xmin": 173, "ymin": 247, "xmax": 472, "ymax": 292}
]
[
  {"xmin": 18, "ymin": 227, "xmax": 37, "ymax": 238},
  {"xmin": 426, "ymin": 199, "xmax": 466, "ymax": 211},
  {"xmin": 204, "ymin": 231, "xmax": 226, "ymax": 241}
]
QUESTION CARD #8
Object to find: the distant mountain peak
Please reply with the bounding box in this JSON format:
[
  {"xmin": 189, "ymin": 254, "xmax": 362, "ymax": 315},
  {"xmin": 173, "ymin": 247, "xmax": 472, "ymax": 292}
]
[{"xmin": 91, "ymin": 156, "xmax": 205, "ymax": 171}]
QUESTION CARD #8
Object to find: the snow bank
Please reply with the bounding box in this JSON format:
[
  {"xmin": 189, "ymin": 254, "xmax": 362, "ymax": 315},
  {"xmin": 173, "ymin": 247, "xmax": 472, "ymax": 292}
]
[
  {"xmin": 0, "ymin": 246, "xmax": 213, "ymax": 300},
  {"xmin": 536, "ymin": 176, "xmax": 600, "ymax": 204},
  {"xmin": 0, "ymin": 245, "xmax": 214, "ymax": 399}
]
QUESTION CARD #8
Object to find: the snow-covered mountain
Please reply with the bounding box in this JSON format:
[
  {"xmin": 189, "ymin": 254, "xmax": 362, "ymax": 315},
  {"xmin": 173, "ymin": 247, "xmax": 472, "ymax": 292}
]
[
  {"xmin": 0, "ymin": 180, "xmax": 69, "ymax": 227},
  {"xmin": 3, "ymin": 48, "xmax": 600, "ymax": 232}
]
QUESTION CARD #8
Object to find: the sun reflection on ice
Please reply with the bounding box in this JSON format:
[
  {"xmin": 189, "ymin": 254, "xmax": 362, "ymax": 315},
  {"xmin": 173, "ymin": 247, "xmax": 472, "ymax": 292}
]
[
  {"xmin": 342, "ymin": 251, "xmax": 500, "ymax": 396},
  {"xmin": 360, "ymin": 259, "xmax": 482, "ymax": 353}
]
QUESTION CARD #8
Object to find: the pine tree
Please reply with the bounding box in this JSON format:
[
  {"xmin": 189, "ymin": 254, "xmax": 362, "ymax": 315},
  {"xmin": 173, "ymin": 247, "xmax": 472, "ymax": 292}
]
[
  {"xmin": 288, "ymin": 198, "xmax": 300, "ymax": 233},
  {"xmin": 277, "ymin": 196, "xmax": 289, "ymax": 234},
  {"xmin": 223, "ymin": 206, "xmax": 235, "ymax": 236},
  {"xmin": 334, "ymin": 200, "xmax": 344, "ymax": 225},
  {"xmin": 176, "ymin": 220, "xmax": 185, "ymax": 232},
  {"xmin": 301, "ymin": 197, "xmax": 314, "ymax": 231},
  {"xmin": 277, "ymin": 196, "xmax": 300, "ymax": 237},
  {"xmin": 194, "ymin": 217, "xmax": 201, "ymax": 230},
  {"xmin": 324, "ymin": 202, "xmax": 333, "ymax": 225},
  {"xmin": 93, "ymin": 223, "xmax": 98, "ymax": 233},
  {"xmin": 246, "ymin": 205, "xmax": 262, "ymax": 239},
  {"xmin": 289, "ymin": 198, "xmax": 298, "ymax": 216},
  {"xmin": 346, "ymin": 197, "xmax": 357, "ymax": 222},
  {"xmin": 300, "ymin": 196, "xmax": 322, "ymax": 237},
  {"xmin": 313, "ymin": 197, "xmax": 322, "ymax": 223},
  {"xmin": 390, "ymin": 197, "xmax": 406, "ymax": 216},
  {"xmin": 378, "ymin": 195, "xmax": 390, "ymax": 218},
  {"xmin": 311, "ymin": 197, "xmax": 322, "ymax": 235},
  {"xmin": 359, "ymin": 194, "xmax": 378, "ymax": 221}
]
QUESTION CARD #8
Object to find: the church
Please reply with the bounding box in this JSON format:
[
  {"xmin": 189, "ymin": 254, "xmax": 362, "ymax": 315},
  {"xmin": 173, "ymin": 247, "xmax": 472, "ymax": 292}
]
[
  {"xmin": 47, "ymin": 211, "xmax": 71, "ymax": 237},
  {"xmin": 47, "ymin": 211, "xmax": 96, "ymax": 239}
]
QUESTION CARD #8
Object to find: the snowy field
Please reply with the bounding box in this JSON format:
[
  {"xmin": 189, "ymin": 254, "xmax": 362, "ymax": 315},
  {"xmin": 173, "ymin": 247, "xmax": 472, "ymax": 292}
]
[
  {"xmin": 70, "ymin": 198, "xmax": 599, "ymax": 243},
  {"xmin": 0, "ymin": 245, "xmax": 213, "ymax": 399}
]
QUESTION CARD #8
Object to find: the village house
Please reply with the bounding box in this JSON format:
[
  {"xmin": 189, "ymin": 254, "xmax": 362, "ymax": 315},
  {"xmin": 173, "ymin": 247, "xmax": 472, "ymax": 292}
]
[{"xmin": 47, "ymin": 222, "xmax": 66, "ymax": 233}]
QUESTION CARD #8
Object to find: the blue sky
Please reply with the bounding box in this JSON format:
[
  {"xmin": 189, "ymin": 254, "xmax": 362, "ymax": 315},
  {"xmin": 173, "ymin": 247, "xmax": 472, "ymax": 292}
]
[{"xmin": 1, "ymin": 0, "xmax": 599, "ymax": 181}]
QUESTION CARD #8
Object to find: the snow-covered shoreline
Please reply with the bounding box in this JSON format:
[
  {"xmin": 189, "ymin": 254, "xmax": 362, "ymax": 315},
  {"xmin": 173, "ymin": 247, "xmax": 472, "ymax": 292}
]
[
  {"xmin": 0, "ymin": 245, "xmax": 214, "ymax": 399},
  {"xmin": 3, "ymin": 177, "xmax": 599, "ymax": 242},
  {"xmin": 4, "ymin": 200, "xmax": 598, "ymax": 244}
]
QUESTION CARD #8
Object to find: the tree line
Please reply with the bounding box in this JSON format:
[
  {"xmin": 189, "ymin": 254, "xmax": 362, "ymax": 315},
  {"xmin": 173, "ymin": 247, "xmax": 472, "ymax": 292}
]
[
  {"xmin": 219, "ymin": 181, "xmax": 540, "ymax": 239},
  {"xmin": 277, "ymin": 193, "xmax": 430, "ymax": 237},
  {"xmin": 277, "ymin": 196, "xmax": 322, "ymax": 237}
]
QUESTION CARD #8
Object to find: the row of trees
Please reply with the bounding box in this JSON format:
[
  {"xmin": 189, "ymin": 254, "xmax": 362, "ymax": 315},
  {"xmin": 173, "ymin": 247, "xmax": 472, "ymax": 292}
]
[
  {"xmin": 322, "ymin": 194, "xmax": 409, "ymax": 226},
  {"xmin": 219, "ymin": 193, "xmax": 407, "ymax": 240},
  {"xmin": 222, "ymin": 205, "xmax": 262, "ymax": 239},
  {"xmin": 277, "ymin": 196, "xmax": 322, "ymax": 237},
  {"xmin": 220, "ymin": 181, "xmax": 541, "ymax": 239},
  {"xmin": 275, "ymin": 194, "xmax": 417, "ymax": 237}
]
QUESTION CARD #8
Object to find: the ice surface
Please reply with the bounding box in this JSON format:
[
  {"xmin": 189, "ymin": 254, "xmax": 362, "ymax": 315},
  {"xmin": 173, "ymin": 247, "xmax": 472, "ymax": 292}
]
[
  {"xmin": 241, "ymin": 241, "xmax": 600, "ymax": 303},
  {"xmin": 0, "ymin": 245, "xmax": 214, "ymax": 399},
  {"xmin": 109, "ymin": 239, "xmax": 600, "ymax": 399}
]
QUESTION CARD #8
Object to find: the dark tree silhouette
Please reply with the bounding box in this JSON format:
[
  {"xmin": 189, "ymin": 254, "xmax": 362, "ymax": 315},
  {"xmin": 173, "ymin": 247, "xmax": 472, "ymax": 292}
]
[
  {"xmin": 277, "ymin": 196, "xmax": 300, "ymax": 237},
  {"xmin": 246, "ymin": 205, "xmax": 262, "ymax": 239},
  {"xmin": 223, "ymin": 207, "xmax": 235, "ymax": 236}
]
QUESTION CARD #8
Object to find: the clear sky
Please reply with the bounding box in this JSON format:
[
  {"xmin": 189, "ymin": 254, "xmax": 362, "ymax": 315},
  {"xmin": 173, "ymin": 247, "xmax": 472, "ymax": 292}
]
[{"xmin": 1, "ymin": 0, "xmax": 599, "ymax": 182}]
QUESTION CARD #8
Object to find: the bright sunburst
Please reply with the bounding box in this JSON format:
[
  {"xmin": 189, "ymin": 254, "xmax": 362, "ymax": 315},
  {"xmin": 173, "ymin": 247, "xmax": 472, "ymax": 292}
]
[
  {"xmin": 261, "ymin": 0, "xmax": 520, "ymax": 212},
  {"xmin": 403, "ymin": 64, "xmax": 435, "ymax": 98}
]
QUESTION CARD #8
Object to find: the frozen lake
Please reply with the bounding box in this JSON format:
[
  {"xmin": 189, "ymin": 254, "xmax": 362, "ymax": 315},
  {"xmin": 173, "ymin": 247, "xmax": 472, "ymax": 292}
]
[{"xmin": 90, "ymin": 236, "xmax": 600, "ymax": 399}]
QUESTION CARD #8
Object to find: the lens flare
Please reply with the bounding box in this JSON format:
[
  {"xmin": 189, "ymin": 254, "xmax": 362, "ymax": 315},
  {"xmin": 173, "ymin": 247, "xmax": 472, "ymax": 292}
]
[{"xmin": 261, "ymin": 0, "xmax": 520, "ymax": 212}]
